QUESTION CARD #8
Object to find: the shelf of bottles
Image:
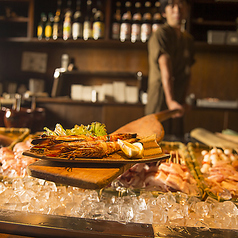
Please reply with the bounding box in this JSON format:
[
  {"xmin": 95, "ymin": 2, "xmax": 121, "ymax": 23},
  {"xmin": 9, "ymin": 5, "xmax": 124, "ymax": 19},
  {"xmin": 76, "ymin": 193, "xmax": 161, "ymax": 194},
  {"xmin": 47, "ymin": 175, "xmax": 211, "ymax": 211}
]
[
  {"xmin": 37, "ymin": 0, "xmax": 105, "ymax": 41},
  {"xmin": 36, "ymin": 0, "xmax": 164, "ymax": 44},
  {"xmin": 112, "ymin": 0, "xmax": 164, "ymax": 43}
]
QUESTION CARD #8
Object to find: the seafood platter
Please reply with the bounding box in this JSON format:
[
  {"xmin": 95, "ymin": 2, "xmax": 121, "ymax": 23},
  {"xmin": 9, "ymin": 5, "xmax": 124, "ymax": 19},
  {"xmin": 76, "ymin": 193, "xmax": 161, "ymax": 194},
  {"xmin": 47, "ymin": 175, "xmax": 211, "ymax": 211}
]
[{"xmin": 0, "ymin": 124, "xmax": 238, "ymax": 237}]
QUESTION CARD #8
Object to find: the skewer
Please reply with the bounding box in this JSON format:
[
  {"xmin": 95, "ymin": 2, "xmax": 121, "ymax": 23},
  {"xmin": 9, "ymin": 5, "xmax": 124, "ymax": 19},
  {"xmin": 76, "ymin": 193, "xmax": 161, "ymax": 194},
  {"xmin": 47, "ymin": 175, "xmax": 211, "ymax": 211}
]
[
  {"xmin": 180, "ymin": 154, "xmax": 186, "ymax": 165},
  {"xmin": 168, "ymin": 151, "xmax": 173, "ymax": 163},
  {"xmin": 175, "ymin": 151, "xmax": 179, "ymax": 164}
]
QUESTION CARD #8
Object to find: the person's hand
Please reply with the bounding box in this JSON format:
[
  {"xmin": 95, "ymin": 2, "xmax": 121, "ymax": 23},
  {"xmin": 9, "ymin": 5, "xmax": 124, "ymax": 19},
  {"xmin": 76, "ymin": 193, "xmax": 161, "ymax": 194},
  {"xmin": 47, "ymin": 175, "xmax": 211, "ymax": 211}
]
[{"xmin": 167, "ymin": 100, "xmax": 184, "ymax": 118}]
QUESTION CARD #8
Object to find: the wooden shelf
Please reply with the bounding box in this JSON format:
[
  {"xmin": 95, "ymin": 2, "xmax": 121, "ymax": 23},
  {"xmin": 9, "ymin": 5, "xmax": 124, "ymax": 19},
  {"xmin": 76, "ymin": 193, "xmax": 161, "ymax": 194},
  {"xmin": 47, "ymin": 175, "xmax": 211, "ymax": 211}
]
[
  {"xmin": 62, "ymin": 70, "xmax": 142, "ymax": 78},
  {"xmin": 192, "ymin": 19, "xmax": 236, "ymax": 27},
  {"xmin": 1, "ymin": 37, "xmax": 238, "ymax": 53},
  {"xmin": 32, "ymin": 37, "xmax": 147, "ymax": 46},
  {"xmin": 0, "ymin": 16, "xmax": 30, "ymax": 22},
  {"xmin": 190, "ymin": 0, "xmax": 238, "ymax": 42},
  {"xmin": 0, "ymin": 37, "xmax": 148, "ymax": 50},
  {"xmin": 194, "ymin": 41, "xmax": 238, "ymax": 52},
  {"xmin": 192, "ymin": 0, "xmax": 238, "ymax": 4},
  {"xmin": 36, "ymin": 97, "xmax": 144, "ymax": 106}
]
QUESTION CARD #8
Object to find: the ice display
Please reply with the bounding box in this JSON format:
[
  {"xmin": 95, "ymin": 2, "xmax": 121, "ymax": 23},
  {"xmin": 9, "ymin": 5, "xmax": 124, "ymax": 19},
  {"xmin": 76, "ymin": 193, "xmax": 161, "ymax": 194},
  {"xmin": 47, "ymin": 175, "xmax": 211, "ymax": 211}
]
[{"xmin": 0, "ymin": 176, "xmax": 237, "ymax": 229}]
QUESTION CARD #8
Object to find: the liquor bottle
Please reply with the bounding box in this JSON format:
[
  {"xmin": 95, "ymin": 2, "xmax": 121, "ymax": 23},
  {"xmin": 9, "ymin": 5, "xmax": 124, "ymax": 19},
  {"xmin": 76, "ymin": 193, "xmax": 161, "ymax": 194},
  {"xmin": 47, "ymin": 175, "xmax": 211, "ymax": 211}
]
[
  {"xmin": 141, "ymin": 1, "xmax": 152, "ymax": 43},
  {"xmin": 111, "ymin": 1, "xmax": 121, "ymax": 40},
  {"xmin": 93, "ymin": 0, "xmax": 105, "ymax": 40},
  {"xmin": 131, "ymin": 2, "xmax": 142, "ymax": 43},
  {"xmin": 63, "ymin": 0, "xmax": 73, "ymax": 40},
  {"xmin": 53, "ymin": 0, "xmax": 63, "ymax": 40},
  {"xmin": 83, "ymin": 0, "xmax": 93, "ymax": 40},
  {"xmin": 120, "ymin": 1, "xmax": 132, "ymax": 42},
  {"xmin": 45, "ymin": 13, "xmax": 54, "ymax": 40},
  {"xmin": 37, "ymin": 13, "xmax": 47, "ymax": 40},
  {"xmin": 152, "ymin": 1, "xmax": 163, "ymax": 33},
  {"xmin": 72, "ymin": 0, "xmax": 83, "ymax": 40}
]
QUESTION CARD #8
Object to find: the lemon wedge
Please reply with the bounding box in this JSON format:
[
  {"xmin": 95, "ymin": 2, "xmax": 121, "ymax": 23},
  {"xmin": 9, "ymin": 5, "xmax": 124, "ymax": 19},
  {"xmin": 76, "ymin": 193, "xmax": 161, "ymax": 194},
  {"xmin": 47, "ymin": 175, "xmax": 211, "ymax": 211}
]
[{"xmin": 118, "ymin": 139, "xmax": 144, "ymax": 159}]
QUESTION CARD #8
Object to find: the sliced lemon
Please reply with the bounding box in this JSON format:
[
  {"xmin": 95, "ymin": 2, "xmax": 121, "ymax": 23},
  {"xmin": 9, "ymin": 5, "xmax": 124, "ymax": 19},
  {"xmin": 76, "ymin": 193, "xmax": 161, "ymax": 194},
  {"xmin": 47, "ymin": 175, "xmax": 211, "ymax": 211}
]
[{"xmin": 118, "ymin": 139, "xmax": 144, "ymax": 159}]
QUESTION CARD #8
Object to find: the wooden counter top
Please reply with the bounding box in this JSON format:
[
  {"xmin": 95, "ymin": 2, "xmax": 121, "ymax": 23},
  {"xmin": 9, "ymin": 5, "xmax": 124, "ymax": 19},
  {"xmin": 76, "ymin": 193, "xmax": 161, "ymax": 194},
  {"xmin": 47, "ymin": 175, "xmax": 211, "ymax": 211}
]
[{"xmin": 36, "ymin": 97, "xmax": 145, "ymax": 107}]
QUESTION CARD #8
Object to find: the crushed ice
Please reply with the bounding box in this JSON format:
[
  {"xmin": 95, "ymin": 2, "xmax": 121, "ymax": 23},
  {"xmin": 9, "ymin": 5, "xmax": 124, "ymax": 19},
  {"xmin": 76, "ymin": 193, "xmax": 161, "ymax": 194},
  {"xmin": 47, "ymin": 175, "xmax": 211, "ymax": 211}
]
[{"xmin": 0, "ymin": 176, "xmax": 237, "ymax": 229}]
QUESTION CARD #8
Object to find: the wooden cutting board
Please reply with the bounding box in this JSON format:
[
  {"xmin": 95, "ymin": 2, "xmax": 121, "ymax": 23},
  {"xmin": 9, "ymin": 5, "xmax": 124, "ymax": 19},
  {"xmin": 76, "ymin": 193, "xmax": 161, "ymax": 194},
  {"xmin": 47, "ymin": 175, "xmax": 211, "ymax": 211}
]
[
  {"xmin": 190, "ymin": 128, "xmax": 238, "ymax": 149},
  {"xmin": 28, "ymin": 160, "xmax": 133, "ymax": 190}
]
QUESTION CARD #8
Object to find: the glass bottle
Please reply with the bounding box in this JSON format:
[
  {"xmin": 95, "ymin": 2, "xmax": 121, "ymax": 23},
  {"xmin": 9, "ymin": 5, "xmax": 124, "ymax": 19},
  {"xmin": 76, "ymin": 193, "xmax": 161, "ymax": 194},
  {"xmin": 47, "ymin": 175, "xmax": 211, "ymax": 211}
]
[
  {"xmin": 63, "ymin": 0, "xmax": 72, "ymax": 40},
  {"xmin": 141, "ymin": 1, "xmax": 152, "ymax": 43},
  {"xmin": 111, "ymin": 1, "xmax": 121, "ymax": 40},
  {"xmin": 45, "ymin": 12, "xmax": 54, "ymax": 40},
  {"xmin": 93, "ymin": 0, "xmax": 105, "ymax": 40},
  {"xmin": 72, "ymin": 0, "xmax": 83, "ymax": 40},
  {"xmin": 37, "ymin": 13, "xmax": 47, "ymax": 40},
  {"xmin": 83, "ymin": 0, "xmax": 93, "ymax": 40},
  {"xmin": 131, "ymin": 2, "xmax": 142, "ymax": 43},
  {"xmin": 53, "ymin": 0, "xmax": 63, "ymax": 40},
  {"xmin": 120, "ymin": 1, "xmax": 132, "ymax": 42},
  {"xmin": 152, "ymin": 1, "xmax": 164, "ymax": 33}
]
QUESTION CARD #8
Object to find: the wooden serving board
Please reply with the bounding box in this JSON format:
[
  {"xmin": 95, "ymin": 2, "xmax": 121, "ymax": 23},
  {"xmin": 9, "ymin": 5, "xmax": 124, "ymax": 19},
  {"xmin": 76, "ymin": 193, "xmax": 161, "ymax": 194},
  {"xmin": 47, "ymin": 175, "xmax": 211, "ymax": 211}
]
[{"xmin": 28, "ymin": 161, "xmax": 133, "ymax": 190}]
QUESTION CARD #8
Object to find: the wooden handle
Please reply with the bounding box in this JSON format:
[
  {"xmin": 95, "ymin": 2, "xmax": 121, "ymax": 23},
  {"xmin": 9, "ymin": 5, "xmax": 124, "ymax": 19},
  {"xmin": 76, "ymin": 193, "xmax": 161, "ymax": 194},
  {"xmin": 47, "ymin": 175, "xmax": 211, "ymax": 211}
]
[{"xmin": 154, "ymin": 109, "xmax": 181, "ymax": 122}]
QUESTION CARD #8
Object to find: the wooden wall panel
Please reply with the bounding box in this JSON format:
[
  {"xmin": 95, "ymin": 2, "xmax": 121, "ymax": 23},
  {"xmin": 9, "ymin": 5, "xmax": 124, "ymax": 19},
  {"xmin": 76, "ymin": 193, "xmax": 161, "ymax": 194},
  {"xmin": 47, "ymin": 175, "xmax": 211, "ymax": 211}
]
[
  {"xmin": 184, "ymin": 109, "xmax": 238, "ymax": 134},
  {"xmin": 189, "ymin": 50, "xmax": 238, "ymax": 100},
  {"xmin": 0, "ymin": 42, "xmax": 237, "ymax": 134},
  {"xmin": 38, "ymin": 101, "xmax": 144, "ymax": 133}
]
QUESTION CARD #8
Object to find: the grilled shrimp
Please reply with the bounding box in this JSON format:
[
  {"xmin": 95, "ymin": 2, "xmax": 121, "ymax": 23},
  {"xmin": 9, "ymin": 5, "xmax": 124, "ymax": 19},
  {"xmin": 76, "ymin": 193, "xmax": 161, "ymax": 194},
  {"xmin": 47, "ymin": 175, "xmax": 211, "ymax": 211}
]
[
  {"xmin": 31, "ymin": 134, "xmax": 92, "ymax": 145},
  {"xmin": 30, "ymin": 140, "xmax": 121, "ymax": 159}
]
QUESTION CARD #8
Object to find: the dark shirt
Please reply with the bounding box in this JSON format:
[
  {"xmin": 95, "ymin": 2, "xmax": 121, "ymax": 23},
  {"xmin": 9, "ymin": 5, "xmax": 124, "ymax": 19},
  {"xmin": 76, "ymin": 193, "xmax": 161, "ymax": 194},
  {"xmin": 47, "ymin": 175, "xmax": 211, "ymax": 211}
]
[{"xmin": 145, "ymin": 23, "xmax": 195, "ymax": 115}]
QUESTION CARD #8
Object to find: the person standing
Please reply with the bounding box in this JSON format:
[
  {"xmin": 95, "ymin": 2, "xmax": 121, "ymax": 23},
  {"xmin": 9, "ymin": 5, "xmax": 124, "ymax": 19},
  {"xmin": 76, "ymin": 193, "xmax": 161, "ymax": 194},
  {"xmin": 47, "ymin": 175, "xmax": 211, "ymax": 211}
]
[{"xmin": 145, "ymin": 0, "xmax": 195, "ymax": 138}]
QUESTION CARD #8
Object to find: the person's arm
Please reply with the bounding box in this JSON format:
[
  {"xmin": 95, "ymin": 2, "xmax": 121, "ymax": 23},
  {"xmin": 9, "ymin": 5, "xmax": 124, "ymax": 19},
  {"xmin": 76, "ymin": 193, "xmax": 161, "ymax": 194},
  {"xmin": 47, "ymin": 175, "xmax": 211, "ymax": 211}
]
[{"xmin": 158, "ymin": 53, "xmax": 184, "ymax": 117}]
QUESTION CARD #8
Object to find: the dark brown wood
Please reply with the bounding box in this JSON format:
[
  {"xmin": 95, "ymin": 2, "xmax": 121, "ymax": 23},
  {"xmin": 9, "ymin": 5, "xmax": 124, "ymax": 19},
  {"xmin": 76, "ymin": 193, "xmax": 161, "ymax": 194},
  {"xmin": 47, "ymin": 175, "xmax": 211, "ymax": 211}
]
[
  {"xmin": 36, "ymin": 98, "xmax": 145, "ymax": 133},
  {"xmin": 27, "ymin": 0, "xmax": 34, "ymax": 38},
  {"xmin": 184, "ymin": 107, "xmax": 238, "ymax": 133}
]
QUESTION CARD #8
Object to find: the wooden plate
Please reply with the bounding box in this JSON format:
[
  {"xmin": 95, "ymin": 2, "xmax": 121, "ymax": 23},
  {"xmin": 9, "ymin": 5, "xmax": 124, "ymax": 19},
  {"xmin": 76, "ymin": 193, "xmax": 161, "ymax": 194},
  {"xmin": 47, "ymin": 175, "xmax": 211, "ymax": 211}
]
[
  {"xmin": 23, "ymin": 150, "xmax": 169, "ymax": 164},
  {"xmin": 23, "ymin": 134, "xmax": 170, "ymax": 164}
]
